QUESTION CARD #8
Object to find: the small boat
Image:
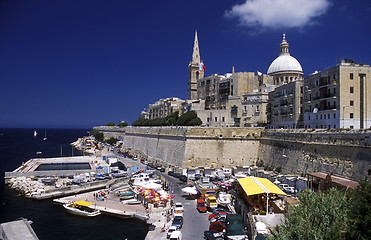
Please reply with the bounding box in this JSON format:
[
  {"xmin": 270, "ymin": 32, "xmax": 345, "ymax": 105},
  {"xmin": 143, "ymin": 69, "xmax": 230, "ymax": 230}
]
[
  {"xmin": 33, "ymin": 131, "xmax": 38, "ymax": 137},
  {"xmin": 43, "ymin": 131, "xmax": 47, "ymax": 141},
  {"xmin": 36, "ymin": 151, "xmax": 42, "ymax": 155},
  {"xmin": 121, "ymin": 199, "xmax": 141, "ymax": 205},
  {"xmin": 63, "ymin": 200, "xmax": 101, "ymax": 217},
  {"xmin": 41, "ymin": 177, "xmax": 57, "ymax": 185}
]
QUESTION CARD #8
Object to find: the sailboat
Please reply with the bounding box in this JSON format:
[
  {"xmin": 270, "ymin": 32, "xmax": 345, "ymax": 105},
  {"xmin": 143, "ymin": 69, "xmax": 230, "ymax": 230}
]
[
  {"xmin": 34, "ymin": 131, "xmax": 38, "ymax": 137},
  {"xmin": 43, "ymin": 131, "xmax": 47, "ymax": 141}
]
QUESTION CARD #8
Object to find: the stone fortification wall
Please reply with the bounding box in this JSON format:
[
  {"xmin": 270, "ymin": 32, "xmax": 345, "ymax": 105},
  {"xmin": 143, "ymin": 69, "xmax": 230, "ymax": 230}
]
[
  {"xmin": 123, "ymin": 127, "xmax": 263, "ymax": 170},
  {"xmin": 183, "ymin": 127, "xmax": 262, "ymax": 169},
  {"xmin": 259, "ymin": 129, "xmax": 371, "ymax": 181},
  {"xmin": 94, "ymin": 126, "xmax": 126, "ymax": 140},
  {"xmin": 124, "ymin": 127, "xmax": 188, "ymax": 169},
  {"xmin": 97, "ymin": 126, "xmax": 370, "ymax": 181}
]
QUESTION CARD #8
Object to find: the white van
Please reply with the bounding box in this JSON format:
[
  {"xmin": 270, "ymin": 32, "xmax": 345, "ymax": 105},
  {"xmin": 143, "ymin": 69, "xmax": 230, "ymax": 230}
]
[{"xmin": 169, "ymin": 230, "xmax": 182, "ymax": 240}]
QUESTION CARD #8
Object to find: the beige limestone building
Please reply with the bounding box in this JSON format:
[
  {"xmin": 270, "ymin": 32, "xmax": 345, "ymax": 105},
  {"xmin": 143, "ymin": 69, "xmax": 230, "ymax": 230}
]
[
  {"xmin": 303, "ymin": 60, "xmax": 371, "ymax": 129},
  {"xmin": 140, "ymin": 32, "xmax": 370, "ymax": 130},
  {"xmin": 141, "ymin": 97, "xmax": 186, "ymax": 119},
  {"xmin": 266, "ymin": 34, "xmax": 305, "ymax": 129},
  {"xmin": 187, "ymin": 32, "xmax": 273, "ymax": 127}
]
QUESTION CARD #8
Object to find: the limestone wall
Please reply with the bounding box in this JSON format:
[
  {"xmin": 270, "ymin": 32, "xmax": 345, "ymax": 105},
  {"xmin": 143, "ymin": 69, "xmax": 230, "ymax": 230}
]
[
  {"xmin": 259, "ymin": 129, "xmax": 371, "ymax": 180},
  {"xmin": 123, "ymin": 127, "xmax": 262, "ymax": 170},
  {"xmin": 97, "ymin": 126, "xmax": 370, "ymax": 181},
  {"xmin": 93, "ymin": 126, "xmax": 126, "ymax": 140}
]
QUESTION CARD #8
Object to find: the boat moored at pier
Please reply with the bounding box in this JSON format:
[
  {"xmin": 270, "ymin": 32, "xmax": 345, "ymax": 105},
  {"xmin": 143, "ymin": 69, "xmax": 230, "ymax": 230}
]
[{"xmin": 63, "ymin": 200, "xmax": 101, "ymax": 217}]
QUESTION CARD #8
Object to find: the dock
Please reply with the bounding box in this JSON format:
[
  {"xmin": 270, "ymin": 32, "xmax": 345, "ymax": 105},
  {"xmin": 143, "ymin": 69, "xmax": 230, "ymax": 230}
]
[{"xmin": 0, "ymin": 219, "xmax": 39, "ymax": 240}]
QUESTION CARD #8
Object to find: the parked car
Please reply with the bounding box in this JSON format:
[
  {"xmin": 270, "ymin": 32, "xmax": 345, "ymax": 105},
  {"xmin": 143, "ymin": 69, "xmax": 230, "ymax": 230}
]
[
  {"xmin": 168, "ymin": 171, "xmax": 175, "ymax": 176},
  {"xmin": 209, "ymin": 221, "xmax": 226, "ymax": 232},
  {"xmin": 173, "ymin": 173, "xmax": 181, "ymax": 178},
  {"xmin": 179, "ymin": 175, "xmax": 187, "ymax": 182},
  {"xmin": 279, "ymin": 183, "xmax": 295, "ymax": 194},
  {"xmin": 169, "ymin": 230, "xmax": 182, "ymax": 240},
  {"xmin": 212, "ymin": 208, "xmax": 232, "ymax": 215},
  {"xmin": 197, "ymin": 199, "xmax": 207, "ymax": 213},
  {"xmin": 204, "ymin": 229, "xmax": 224, "ymax": 240},
  {"xmin": 171, "ymin": 216, "xmax": 183, "ymax": 229},
  {"xmin": 209, "ymin": 212, "xmax": 231, "ymax": 220},
  {"xmin": 174, "ymin": 202, "xmax": 184, "ymax": 212},
  {"xmin": 167, "ymin": 226, "xmax": 178, "ymax": 239}
]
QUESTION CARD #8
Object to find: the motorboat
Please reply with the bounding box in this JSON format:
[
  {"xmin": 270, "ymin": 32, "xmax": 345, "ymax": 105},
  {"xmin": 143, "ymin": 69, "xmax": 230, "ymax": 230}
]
[{"xmin": 63, "ymin": 200, "xmax": 101, "ymax": 217}]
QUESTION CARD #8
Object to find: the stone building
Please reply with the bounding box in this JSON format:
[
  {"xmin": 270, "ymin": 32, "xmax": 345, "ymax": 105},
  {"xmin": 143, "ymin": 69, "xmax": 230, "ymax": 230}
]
[
  {"xmin": 303, "ymin": 60, "xmax": 371, "ymax": 129},
  {"xmin": 266, "ymin": 34, "xmax": 305, "ymax": 129},
  {"xmin": 187, "ymin": 32, "xmax": 273, "ymax": 127},
  {"xmin": 143, "ymin": 97, "xmax": 186, "ymax": 119}
]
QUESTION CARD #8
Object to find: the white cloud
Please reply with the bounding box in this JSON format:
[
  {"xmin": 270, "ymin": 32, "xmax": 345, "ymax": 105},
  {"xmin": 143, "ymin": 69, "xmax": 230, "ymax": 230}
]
[{"xmin": 225, "ymin": 0, "xmax": 331, "ymax": 30}]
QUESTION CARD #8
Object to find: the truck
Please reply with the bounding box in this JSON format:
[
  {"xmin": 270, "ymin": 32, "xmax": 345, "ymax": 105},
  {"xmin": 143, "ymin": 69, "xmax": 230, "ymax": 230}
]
[{"xmin": 205, "ymin": 196, "xmax": 218, "ymax": 210}]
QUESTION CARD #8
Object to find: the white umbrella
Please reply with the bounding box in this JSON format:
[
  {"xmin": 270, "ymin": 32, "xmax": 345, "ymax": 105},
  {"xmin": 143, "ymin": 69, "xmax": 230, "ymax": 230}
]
[
  {"xmin": 143, "ymin": 182, "xmax": 162, "ymax": 190},
  {"xmin": 181, "ymin": 186, "xmax": 198, "ymax": 195}
]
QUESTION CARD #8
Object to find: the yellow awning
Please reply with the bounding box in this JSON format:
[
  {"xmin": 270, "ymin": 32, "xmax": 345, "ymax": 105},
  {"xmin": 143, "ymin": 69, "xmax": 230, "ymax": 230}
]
[
  {"xmin": 74, "ymin": 200, "xmax": 95, "ymax": 207},
  {"xmin": 238, "ymin": 177, "xmax": 286, "ymax": 196}
]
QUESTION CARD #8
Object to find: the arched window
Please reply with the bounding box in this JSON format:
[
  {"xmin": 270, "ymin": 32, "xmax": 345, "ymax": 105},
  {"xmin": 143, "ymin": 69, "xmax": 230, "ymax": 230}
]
[{"xmin": 196, "ymin": 71, "xmax": 200, "ymax": 79}]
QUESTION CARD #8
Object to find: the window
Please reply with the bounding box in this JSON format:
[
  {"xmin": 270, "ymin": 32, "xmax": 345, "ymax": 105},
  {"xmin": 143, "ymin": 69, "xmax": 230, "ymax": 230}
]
[
  {"xmin": 222, "ymin": 117, "xmax": 225, "ymax": 122},
  {"xmin": 215, "ymin": 117, "xmax": 217, "ymax": 122},
  {"xmin": 328, "ymin": 114, "xmax": 330, "ymax": 119},
  {"xmin": 350, "ymin": 100, "xmax": 354, "ymax": 106},
  {"xmin": 333, "ymin": 113, "xmax": 336, "ymax": 118},
  {"xmin": 350, "ymin": 87, "xmax": 354, "ymax": 93},
  {"xmin": 350, "ymin": 113, "xmax": 354, "ymax": 118},
  {"xmin": 207, "ymin": 117, "xmax": 210, "ymax": 122},
  {"xmin": 350, "ymin": 73, "xmax": 353, "ymax": 80}
]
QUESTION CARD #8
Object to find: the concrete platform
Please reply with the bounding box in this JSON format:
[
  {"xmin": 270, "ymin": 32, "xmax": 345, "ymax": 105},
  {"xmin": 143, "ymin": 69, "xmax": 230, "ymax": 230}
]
[{"xmin": 0, "ymin": 219, "xmax": 39, "ymax": 240}]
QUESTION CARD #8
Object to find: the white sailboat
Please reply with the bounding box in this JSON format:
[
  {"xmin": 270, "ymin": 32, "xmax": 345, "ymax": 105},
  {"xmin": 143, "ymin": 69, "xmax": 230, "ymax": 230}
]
[
  {"xmin": 43, "ymin": 131, "xmax": 47, "ymax": 141},
  {"xmin": 33, "ymin": 131, "xmax": 38, "ymax": 137}
]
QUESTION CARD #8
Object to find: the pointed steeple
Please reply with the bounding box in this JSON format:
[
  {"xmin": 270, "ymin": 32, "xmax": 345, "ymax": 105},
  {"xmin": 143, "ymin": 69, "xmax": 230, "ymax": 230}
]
[
  {"xmin": 188, "ymin": 31, "xmax": 204, "ymax": 100},
  {"xmin": 280, "ymin": 33, "xmax": 290, "ymax": 55},
  {"xmin": 191, "ymin": 31, "xmax": 201, "ymax": 65}
]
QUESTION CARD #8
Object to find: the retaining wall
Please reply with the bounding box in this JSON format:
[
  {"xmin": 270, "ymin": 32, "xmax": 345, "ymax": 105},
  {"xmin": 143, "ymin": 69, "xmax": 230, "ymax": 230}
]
[{"xmin": 97, "ymin": 127, "xmax": 371, "ymax": 181}]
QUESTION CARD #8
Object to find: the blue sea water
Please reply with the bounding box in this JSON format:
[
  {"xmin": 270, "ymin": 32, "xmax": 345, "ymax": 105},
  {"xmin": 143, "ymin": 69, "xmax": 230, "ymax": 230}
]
[{"xmin": 0, "ymin": 128, "xmax": 148, "ymax": 240}]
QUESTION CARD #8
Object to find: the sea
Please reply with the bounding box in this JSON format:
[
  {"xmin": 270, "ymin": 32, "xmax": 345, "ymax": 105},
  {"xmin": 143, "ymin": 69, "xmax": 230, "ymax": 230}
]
[{"xmin": 0, "ymin": 128, "xmax": 148, "ymax": 240}]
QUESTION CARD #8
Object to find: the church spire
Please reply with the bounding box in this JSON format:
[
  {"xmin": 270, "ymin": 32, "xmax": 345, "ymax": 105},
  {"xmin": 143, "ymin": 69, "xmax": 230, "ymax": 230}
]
[
  {"xmin": 191, "ymin": 31, "xmax": 201, "ymax": 65},
  {"xmin": 280, "ymin": 33, "xmax": 290, "ymax": 55},
  {"xmin": 188, "ymin": 31, "xmax": 204, "ymax": 100}
]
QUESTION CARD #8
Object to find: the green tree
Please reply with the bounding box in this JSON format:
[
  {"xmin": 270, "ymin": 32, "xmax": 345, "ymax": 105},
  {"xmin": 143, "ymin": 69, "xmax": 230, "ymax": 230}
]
[
  {"xmin": 118, "ymin": 122, "xmax": 128, "ymax": 127},
  {"xmin": 269, "ymin": 189, "xmax": 350, "ymax": 240},
  {"xmin": 91, "ymin": 129, "xmax": 104, "ymax": 141},
  {"xmin": 346, "ymin": 181, "xmax": 371, "ymax": 240},
  {"xmin": 105, "ymin": 137, "xmax": 118, "ymax": 145},
  {"xmin": 187, "ymin": 117, "xmax": 202, "ymax": 126},
  {"xmin": 106, "ymin": 122, "xmax": 115, "ymax": 126}
]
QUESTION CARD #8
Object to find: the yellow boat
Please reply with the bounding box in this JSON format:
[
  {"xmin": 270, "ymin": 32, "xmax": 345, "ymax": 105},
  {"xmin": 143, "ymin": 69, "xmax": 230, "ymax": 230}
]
[{"xmin": 63, "ymin": 200, "xmax": 101, "ymax": 217}]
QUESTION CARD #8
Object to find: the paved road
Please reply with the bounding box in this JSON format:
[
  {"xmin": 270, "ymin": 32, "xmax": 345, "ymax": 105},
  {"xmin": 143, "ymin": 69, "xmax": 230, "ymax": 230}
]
[
  {"xmin": 111, "ymin": 152, "xmax": 210, "ymax": 239},
  {"xmin": 157, "ymin": 173, "xmax": 210, "ymax": 240}
]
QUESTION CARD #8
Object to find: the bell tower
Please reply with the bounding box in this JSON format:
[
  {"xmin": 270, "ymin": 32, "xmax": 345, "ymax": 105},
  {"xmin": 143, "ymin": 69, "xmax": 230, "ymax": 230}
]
[{"xmin": 188, "ymin": 31, "xmax": 204, "ymax": 100}]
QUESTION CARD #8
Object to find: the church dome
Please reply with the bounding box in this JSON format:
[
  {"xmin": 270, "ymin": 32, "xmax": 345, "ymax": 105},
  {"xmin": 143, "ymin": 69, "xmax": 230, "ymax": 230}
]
[
  {"xmin": 267, "ymin": 34, "xmax": 303, "ymax": 75},
  {"xmin": 267, "ymin": 54, "xmax": 302, "ymax": 74}
]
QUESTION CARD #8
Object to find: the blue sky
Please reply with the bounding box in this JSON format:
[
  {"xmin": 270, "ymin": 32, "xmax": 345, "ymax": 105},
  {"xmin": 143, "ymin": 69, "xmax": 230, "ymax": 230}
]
[{"xmin": 1, "ymin": 0, "xmax": 370, "ymax": 128}]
